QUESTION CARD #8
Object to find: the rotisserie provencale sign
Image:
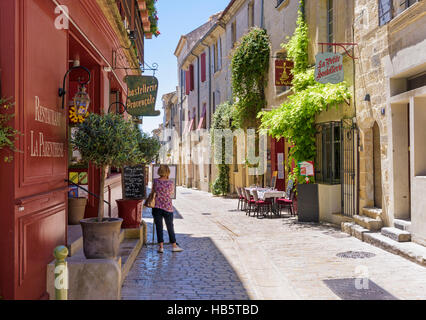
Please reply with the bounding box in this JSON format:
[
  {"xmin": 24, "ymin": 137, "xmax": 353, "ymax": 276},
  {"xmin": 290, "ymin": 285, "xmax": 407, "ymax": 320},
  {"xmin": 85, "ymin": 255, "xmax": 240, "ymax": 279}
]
[{"xmin": 125, "ymin": 75, "xmax": 160, "ymax": 117}]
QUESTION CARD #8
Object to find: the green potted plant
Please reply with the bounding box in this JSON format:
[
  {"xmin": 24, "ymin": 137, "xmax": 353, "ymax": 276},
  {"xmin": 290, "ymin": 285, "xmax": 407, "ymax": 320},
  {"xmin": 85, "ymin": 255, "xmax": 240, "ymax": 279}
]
[
  {"xmin": 116, "ymin": 130, "xmax": 160, "ymax": 228},
  {"xmin": 72, "ymin": 113, "xmax": 142, "ymax": 259}
]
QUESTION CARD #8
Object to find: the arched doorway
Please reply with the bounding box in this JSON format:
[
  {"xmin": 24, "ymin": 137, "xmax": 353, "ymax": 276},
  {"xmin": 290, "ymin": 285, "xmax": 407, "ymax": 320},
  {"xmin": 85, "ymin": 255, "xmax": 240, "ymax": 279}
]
[{"xmin": 373, "ymin": 122, "xmax": 382, "ymax": 208}]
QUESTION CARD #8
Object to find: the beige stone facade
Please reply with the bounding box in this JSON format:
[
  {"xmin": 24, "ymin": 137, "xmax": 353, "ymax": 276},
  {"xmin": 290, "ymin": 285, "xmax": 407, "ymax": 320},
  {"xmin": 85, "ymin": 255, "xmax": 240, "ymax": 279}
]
[{"xmin": 354, "ymin": 0, "xmax": 426, "ymax": 245}]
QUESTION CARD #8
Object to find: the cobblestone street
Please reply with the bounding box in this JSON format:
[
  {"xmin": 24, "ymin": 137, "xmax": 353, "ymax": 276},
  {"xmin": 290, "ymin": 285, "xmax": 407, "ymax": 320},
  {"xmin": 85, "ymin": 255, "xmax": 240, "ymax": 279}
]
[{"xmin": 122, "ymin": 187, "xmax": 426, "ymax": 300}]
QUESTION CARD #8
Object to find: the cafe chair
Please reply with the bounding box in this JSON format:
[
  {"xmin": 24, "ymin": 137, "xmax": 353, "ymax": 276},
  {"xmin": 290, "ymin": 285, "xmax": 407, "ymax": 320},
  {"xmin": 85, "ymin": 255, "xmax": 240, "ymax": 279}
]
[
  {"xmin": 236, "ymin": 187, "xmax": 245, "ymax": 211},
  {"xmin": 244, "ymin": 188, "xmax": 254, "ymax": 216},
  {"xmin": 276, "ymin": 190, "xmax": 296, "ymax": 217},
  {"xmin": 251, "ymin": 190, "xmax": 271, "ymax": 218}
]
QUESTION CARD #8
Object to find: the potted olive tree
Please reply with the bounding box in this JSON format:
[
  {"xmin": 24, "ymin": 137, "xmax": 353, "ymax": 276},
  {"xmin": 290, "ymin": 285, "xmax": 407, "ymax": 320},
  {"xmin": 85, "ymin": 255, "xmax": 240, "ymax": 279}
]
[
  {"xmin": 116, "ymin": 130, "xmax": 161, "ymax": 228},
  {"xmin": 72, "ymin": 113, "xmax": 142, "ymax": 259}
]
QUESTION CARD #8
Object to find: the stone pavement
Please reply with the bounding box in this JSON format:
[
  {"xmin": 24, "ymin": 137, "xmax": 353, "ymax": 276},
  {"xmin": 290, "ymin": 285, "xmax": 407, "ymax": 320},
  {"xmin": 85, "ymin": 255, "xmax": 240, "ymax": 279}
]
[{"xmin": 121, "ymin": 187, "xmax": 426, "ymax": 300}]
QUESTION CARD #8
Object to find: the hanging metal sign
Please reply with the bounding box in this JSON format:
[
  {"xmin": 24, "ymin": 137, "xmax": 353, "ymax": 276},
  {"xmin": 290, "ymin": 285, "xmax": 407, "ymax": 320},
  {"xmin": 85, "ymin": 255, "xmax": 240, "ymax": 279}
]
[
  {"xmin": 125, "ymin": 75, "xmax": 160, "ymax": 117},
  {"xmin": 314, "ymin": 52, "xmax": 344, "ymax": 84}
]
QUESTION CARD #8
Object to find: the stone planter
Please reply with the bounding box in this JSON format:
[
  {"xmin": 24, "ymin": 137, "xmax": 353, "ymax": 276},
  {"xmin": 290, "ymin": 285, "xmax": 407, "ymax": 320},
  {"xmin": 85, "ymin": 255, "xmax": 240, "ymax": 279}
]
[
  {"xmin": 68, "ymin": 198, "xmax": 87, "ymax": 225},
  {"xmin": 80, "ymin": 218, "xmax": 123, "ymax": 259},
  {"xmin": 297, "ymin": 183, "xmax": 319, "ymax": 223},
  {"xmin": 116, "ymin": 199, "xmax": 143, "ymax": 229}
]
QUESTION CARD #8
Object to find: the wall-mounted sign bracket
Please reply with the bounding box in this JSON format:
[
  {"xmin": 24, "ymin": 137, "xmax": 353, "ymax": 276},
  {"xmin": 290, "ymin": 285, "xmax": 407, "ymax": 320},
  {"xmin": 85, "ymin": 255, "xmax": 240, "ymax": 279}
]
[{"xmin": 318, "ymin": 43, "xmax": 358, "ymax": 60}]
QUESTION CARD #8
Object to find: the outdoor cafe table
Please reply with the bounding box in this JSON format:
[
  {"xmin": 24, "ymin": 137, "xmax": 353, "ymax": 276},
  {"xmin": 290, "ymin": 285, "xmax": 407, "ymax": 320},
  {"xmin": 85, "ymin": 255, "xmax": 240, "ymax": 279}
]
[{"xmin": 245, "ymin": 187, "xmax": 286, "ymax": 217}]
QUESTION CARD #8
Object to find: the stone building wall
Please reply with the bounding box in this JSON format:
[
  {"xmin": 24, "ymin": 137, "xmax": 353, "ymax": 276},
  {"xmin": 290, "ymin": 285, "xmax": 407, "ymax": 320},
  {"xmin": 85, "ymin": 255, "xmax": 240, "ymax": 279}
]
[{"xmin": 354, "ymin": 0, "xmax": 426, "ymax": 245}]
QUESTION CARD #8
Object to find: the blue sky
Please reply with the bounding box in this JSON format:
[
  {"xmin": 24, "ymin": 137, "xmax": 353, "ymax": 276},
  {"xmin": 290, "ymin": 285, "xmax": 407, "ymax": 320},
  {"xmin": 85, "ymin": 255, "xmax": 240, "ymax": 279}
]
[{"xmin": 141, "ymin": 0, "xmax": 230, "ymax": 134}]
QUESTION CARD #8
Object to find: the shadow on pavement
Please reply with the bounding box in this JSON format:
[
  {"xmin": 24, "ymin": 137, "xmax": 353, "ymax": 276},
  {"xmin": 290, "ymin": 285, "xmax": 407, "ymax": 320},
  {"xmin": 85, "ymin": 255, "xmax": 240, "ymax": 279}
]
[
  {"xmin": 323, "ymin": 278, "xmax": 398, "ymax": 300},
  {"xmin": 122, "ymin": 221, "xmax": 251, "ymax": 300}
]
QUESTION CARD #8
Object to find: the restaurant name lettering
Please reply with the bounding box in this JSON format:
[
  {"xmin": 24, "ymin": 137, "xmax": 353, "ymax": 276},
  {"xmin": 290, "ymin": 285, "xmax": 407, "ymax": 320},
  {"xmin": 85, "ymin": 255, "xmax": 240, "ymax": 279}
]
[
  {"xmin": 125, "ymin": 75, "xmax": 160, "ymax": 117},
  {"xmin": 31, "ymin": 96, "xmax": 65, "ymax": 158},
  {"xmin": 127, "ymin": 84, "xmax": 158, "ymax": 109},
  {"xmin": 314, "ymin": 52, "xmax": 344, "ymax": 84}
]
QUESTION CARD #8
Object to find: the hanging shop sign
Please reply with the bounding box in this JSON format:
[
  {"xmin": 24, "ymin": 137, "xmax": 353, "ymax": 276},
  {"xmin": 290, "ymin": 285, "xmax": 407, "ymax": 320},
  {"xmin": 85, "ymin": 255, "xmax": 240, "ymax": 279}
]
[
  {"xmin": 275, "ymin": 60, "xmax": 294, "ymax": 86},
  {"xmin": 314, "ymin": 52, "xmax": 344, "ymax": 84},
  {"xmin": 298, "ymin": 161, "xmax": 315, "ymax": 176},
  {"xmin": 125, "ymin": 75, "xmax": 160, "ymax": 117},
  {"xmin": 69, "ymin": 85, "xmax": 91, "ymax": 124}
]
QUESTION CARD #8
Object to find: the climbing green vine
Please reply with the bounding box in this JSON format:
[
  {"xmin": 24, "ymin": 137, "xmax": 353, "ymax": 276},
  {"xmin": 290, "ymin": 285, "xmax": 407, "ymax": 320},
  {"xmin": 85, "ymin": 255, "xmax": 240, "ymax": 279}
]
[
  {"xmin": 211, "ymin": 102, "xmax": 235, "ymax": 196},
  {"xmin": 259, "ymin": 0, "xmax": 352, "ymax": 184},
  {"xmin": 231, "ymin": 27, "xmax": 270, "ymax": 129},
  {"xmin": 0, "ymin": 97, "xmax": 21, "ymax": 162}
]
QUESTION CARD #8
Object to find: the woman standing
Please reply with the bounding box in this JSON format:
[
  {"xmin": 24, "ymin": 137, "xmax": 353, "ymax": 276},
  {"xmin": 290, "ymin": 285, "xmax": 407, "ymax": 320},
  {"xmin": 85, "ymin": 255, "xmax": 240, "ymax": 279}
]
[{"xmin": 152, "ymin": 165, "xmax": 183, "ymax": 253}]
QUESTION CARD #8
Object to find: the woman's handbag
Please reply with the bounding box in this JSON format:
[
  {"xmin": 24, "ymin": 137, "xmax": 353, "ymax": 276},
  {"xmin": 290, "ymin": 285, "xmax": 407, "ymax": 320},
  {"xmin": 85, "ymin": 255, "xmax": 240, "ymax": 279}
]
[{"xmin": 144, "ymin": 190, "xmax": 156, "ymax": 208}]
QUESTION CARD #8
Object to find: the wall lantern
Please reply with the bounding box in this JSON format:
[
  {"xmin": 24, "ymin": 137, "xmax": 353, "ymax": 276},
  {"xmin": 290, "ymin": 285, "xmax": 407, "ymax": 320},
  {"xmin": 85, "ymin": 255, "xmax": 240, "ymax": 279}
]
[
  {"xmin": 69, "ymin": 85, "xmax": 91, "ymax": 124},
  {"xmin": 59, "ymin": 66, "xmax": 91, "ymax": 109}
]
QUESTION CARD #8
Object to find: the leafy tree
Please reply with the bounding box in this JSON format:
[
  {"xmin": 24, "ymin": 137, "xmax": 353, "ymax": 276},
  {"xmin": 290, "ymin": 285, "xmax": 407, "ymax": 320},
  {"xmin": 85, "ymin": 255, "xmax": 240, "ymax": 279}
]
[
  {"xmin": 137, "ymin": 130, "xmax": 161, "ymax": 164},
  {"xmin": 72, "ymin": 113, "xmax": 142, "ymax": 221},
  {"xmin": 231, "ymin": 27, "xmax": 270, "ymax": 129},
  {"xmin": 0, "ymin": 97, "xmax": 21, "ymax": 162},
  {"xmin": 211, "ymin": 102, "xmax": 235, "ymax": 196},
  {"xmin": 259, "ymin": 0, "xmax": 351, "ymax": 185}
]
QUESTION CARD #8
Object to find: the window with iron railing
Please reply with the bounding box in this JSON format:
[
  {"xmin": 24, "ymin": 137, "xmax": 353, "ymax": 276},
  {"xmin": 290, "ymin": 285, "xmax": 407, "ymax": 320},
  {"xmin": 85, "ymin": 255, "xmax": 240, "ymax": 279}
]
[
  {"xmin": 315, "ymin": 122, "xmax": 341, "ymax": 185},
  {"xmin": 327, "ymin": 0, "xmax": 334, "ymax": 52},
  {"xmin": 379, "ymin": 0, "xmax": 418, "ymax": 26},
  {"xmin": 379, "ymin": 0, "xmax": 393, "ymax": 26}
]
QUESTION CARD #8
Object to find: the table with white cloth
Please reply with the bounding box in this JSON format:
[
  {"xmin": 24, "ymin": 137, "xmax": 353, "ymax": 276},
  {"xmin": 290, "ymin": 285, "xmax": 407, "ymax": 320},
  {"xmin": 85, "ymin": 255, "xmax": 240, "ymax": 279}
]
[{"xmin": 245, "ymin": 187, "xmax": 286, "ymax": 217}]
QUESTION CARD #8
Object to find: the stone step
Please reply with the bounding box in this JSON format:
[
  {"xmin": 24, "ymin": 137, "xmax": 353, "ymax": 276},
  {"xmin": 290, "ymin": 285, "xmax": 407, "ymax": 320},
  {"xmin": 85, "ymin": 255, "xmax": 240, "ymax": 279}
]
[
  {"xmin": 353, "ymin": 215, "xmax": 383, "ymax": 231},
  {"xmin": 394, "ymin": 219, "xmax": 412, "ymax": 232},
  {"xmin": 361, "ymin": 207, "xmax": 382, "ymax": 219},
  {"xmin": 381, "ymin": 227, "xmax": 411, "ymax": 242},
  {"xmin": 67, "ymin": 225, "xmax": 83, "ymax": 257},
  {"xmin": 363, "ymin": 233, "xmax": 426, "ymax": 267}
]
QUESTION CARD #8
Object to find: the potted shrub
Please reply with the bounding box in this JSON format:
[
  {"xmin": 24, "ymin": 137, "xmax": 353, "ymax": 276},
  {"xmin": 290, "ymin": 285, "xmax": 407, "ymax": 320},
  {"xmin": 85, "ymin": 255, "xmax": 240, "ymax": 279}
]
[
  {"xmin": 72, "ymin": 113, "xmax": 142, "ymax": 259},
  {"xmin": 116, "ymin": 130, "xmax": 160, "ymax": 229}
]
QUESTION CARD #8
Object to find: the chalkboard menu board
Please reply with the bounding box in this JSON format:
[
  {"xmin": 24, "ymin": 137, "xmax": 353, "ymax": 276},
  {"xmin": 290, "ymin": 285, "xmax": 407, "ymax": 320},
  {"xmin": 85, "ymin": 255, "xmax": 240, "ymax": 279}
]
[{"xmin": 123, "ymin": 165, "xmax": 146, "ymax": 200}]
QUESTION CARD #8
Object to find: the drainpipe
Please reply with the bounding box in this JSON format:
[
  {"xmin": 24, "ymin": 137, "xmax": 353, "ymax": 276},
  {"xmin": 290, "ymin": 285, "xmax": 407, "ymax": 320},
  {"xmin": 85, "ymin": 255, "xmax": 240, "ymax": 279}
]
[
  {"xmin": 202, "ymin": 40, "xmax": 212, "ymax": 191},
  {"xmin": 261, "ymin": 0, "xmax": 265, "ymax": 29}
]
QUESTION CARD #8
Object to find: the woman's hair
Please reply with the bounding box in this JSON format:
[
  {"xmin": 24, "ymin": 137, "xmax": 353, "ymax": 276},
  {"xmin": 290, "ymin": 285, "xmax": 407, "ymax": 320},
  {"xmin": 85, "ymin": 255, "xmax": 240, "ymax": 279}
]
[{"xmin": 157, "ymin": 165, "xmax": 171, "ymax": 178}]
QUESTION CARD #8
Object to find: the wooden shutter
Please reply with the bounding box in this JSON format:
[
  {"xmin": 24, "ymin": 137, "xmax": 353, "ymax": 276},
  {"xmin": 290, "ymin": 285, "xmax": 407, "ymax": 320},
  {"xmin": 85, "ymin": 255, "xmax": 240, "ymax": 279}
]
[
  {"xmin": 185, "ymin": 70, "xmax": 190, "ymax": 95},
  {"xmin": 201, "ymin": 53, "xmax": 206, "ymax": 83},
  {"xmin": 189, "ymin": 64, "xmax": 195, "ymax": 91}
]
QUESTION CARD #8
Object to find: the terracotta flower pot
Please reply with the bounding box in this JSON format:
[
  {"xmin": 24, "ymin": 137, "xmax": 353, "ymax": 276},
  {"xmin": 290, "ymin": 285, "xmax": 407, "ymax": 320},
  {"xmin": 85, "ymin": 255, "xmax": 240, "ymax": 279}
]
[
  {"xmin": 116, "ymin": 199, "xmax": 143, "ymax": 229},
  {"xmin": 68, "ymin": 197, "xmax": 87, "ymax": 225},
  {"xmin": 138, "ymin": 0, "xmax": 147, "ymax": 11},
  {"xmin": 141, "ymin": 9, "xmax": 149, "ymax": 22},
  {"xmin": 145, "ymin": 32, "xmax": 152, "ymax": 39},
  {"xmin": 80, "ymin": 218, "xmax": 123, "ymax": 259},
  {"xmin": 143, "ymin": 20, "xmax": 151, "ymax": 32}
]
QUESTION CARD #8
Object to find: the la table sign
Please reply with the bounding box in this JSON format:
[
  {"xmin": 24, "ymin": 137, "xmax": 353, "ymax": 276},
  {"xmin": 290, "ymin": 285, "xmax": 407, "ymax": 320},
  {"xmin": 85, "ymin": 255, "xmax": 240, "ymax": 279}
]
[{"xmin": 314, "ymin": 52, "xmax": 344, "ymax": 84}]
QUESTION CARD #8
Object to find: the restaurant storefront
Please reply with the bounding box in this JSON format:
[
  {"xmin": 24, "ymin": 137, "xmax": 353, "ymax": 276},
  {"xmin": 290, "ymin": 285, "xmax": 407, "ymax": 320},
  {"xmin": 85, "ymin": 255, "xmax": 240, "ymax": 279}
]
[{"xmin": 0, "ymin": 0, "xmax": 143, "ymax": 299}]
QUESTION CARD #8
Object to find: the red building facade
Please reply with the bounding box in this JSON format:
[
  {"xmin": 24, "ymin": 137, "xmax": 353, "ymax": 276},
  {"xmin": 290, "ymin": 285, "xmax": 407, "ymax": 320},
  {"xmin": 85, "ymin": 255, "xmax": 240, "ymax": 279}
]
[{"xmin": 0, "ymin": 0, "xmax": 146, "ymax": 299}]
